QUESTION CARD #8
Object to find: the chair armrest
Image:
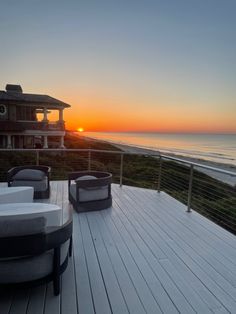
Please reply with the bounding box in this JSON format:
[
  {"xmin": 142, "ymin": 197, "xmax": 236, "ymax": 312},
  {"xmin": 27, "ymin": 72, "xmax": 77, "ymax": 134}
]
[
  {"xmin": 46, "ymin": 219, "xmax": 72, "ymax": 251},
  {"xmin": 7, "ymin": 166, "xmax": 20, "ymax": 180},
  {"xmin": 0, "ymin": 219, "xmax": 72, "ymax": 258},
  {"xmin": 68, "ymin": 172, "xmax": 84, "ymax": 181},
  {"xmin": 75, "ymin": 176, "xmax": 111, "ymax": 188},
  {"xmin": 0, "ymin": 232, "xmax": 47, "ymax": 258},
  {"xmin": 7, "ymin": 165, "xmax": 51, "ymax": 186}
]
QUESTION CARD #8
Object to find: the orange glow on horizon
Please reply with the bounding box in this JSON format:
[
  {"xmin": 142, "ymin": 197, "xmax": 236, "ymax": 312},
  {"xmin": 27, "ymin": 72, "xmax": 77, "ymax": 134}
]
[
  {"xmin": 64, "ymin": 109, "xmax": 236, "ymax": 134},
  {"xmin": 54, "ymin": 91, "xmax": 236, "ymax": 134}
]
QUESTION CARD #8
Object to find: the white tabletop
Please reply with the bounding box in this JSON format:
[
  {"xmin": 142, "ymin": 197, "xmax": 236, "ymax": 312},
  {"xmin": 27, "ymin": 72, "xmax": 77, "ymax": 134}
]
[
  {"xmin": 0, "ymin": 186, "xmax": 34, "ymax": 203},
  {"xmin": 0, "ymin": 186, "xmax": 33, "ymax": 195}
]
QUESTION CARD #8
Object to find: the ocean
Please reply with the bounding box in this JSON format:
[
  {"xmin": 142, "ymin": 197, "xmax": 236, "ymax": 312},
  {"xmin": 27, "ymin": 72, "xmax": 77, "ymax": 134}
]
[{"xmin": 82, "ymin": 132, "xmax": 236, "ymax": 166}]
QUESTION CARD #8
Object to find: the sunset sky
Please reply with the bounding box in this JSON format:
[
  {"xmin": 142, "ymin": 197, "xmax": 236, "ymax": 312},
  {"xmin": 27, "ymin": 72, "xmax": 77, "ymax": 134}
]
[{"xmin": 0, "ymin": 0, "xmax": 235, "ymax": 133}]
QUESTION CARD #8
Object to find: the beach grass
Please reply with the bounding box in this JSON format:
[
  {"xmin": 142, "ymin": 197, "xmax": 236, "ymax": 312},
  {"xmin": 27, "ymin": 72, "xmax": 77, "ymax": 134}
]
[{"xmin": 0, "ymin": 132, "xmax": 235, "ymax": 235}]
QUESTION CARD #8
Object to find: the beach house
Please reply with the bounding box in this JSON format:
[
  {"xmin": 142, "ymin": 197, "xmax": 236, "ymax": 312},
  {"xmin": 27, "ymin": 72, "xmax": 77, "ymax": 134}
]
[{"xmin": 0, "ymin": 84, "xmax": 70, "ymax": 149}]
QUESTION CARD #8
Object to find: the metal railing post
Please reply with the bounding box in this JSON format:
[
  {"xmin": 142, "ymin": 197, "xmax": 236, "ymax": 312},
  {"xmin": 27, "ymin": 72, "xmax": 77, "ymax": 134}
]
[
  {"xmin": 88, "ymin": 150, "xmax": 91, "ymax": 171},
  {"xmin": 120, "ymin": 154, "xmax": 124, "ymax": 187},
  {"xmin": 157, "ymin": 156, "xmax": 162, "ymax": 193},
  {"xmin": 187, "ymin": 164, "xmax": 194, "ymax": 212},
  {"xmin": 36, "ymin": 150, "xmax": 39, "ymax": 165}
]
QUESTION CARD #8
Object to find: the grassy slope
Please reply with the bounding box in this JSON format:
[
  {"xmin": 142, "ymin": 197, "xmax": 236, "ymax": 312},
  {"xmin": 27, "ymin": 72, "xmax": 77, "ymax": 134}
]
[{"xmin": 0, "ymin": 132, "xmax": 235, "ymax": 234}]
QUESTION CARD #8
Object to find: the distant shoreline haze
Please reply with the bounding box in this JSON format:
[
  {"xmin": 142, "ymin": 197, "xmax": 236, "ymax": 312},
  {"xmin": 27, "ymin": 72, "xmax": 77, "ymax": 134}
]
[
  {"xmin": 71, "ymin": 130, "xmax": 236, "ymax": 135},
  {"xmin": 77, "ymin": 131, "xmax": 236, "ymax": 166}
]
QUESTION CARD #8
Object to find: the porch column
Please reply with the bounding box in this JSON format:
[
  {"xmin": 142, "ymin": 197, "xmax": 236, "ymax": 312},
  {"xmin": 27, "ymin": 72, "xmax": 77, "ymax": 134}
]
[
  {"xmin": 3, "ymin": 135, "xmax": 7, "ymax": 148},
  {"xmin": 43, "ymin": 135, "xmax": 48, "ymax": 148},
  {"xmin": 7, "ymin": 134, "xmax": 12, "ymax": 149},
  {"xmin": 60, "ymin": 136, "xmax": 65, "ymax": 149},
  {"xmin": 43, "ymin": 107, "xmax": 48, "ymax": 121},
  {"xmin": 58, "ymin": 109, "xmax": 64, "ymax": 122}
]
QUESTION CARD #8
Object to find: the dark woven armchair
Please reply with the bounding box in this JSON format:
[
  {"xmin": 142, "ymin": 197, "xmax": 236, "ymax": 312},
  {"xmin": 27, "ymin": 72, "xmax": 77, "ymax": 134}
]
[
  {"xmin": 68, "ymin": 171, "xmax": 112, "ymax": 213},
  {"xmin": 7, "ymin": 165, "xmax": 51, "ymax": 199},
  {"xmin": 0, "ymin": 212, "xmax": 72, "ymax": 295}
]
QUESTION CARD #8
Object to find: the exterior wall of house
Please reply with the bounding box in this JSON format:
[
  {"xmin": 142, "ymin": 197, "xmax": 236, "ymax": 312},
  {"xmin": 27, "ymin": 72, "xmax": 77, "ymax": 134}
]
[
  {"xmin": 0, "ymin": 84, "xmax": 70, "ymax": 149},
  {"xmin": 0, "ymin": 105, "xmax": 67, "ymax": 148}
]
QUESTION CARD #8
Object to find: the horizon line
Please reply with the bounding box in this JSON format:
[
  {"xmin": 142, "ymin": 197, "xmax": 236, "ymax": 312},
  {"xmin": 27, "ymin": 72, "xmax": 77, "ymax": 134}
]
[{"xmin": 67, "ymin": 130, "xmax": 236, "ymax": 135}]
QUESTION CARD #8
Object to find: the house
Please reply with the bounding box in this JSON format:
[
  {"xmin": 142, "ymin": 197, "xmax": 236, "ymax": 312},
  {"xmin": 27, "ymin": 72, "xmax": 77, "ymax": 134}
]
[{"xmin": 0, "ymin": 84, "xmax": 70, "ymax": 148}]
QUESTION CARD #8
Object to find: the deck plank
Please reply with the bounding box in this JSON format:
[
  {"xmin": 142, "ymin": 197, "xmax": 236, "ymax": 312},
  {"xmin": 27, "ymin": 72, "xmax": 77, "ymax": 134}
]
[
  {"xmin": 9, "ymin": 289, "xmax": 30, "ymax": 314},
  {"xmin": 131, "ymin": 187, "xmax": 236, "ymax": 291},
  {"xmin": 86, "ymin": 212, "xmax": 129, "ymax": 314},
  {"xmin": 61, "ymin": 255, "xmax": 78, "ymax": 314},
  {"xmin": 112, "ymin": 188, "xmax": 211, "ymax": 314},
  {"xmin": 101, "ymin": 209, "xmax": 164, "ymax": 314},
  {"xmin": 27, "ymin": 286, "xmax": 46, "ymax": 314},
  {"xmin": 0, "ymin": 288, "xmax": 14, "ymax": 314},
  {"xmin": 73, "ymin": 214, "xmax": 95, "ymax": 314},
  {"xmin": 111, "ymin": 185, "xmax": 225, "ymax": 311},
  {"xmin": 43, "ymin": 284, "xmax": 60, "ymax": 314},
  {"xmin": 1, "ymin": 181, "xmax": 236, "ymax": 314},
  {"xmin": 78, "ymin": 214, "xmax": 111, "ymax": 314},
  {"xmin": 94, "ymin": 211, "xmax": 147, "ymax": 314},
  {"xmin": 117, "ymin": 185, "xmax": 236, "ymax": 312}
]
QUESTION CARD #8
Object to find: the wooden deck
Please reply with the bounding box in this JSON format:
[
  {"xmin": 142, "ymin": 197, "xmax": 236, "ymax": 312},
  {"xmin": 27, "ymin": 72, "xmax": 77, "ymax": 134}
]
[{"xmin": 1, "ymin": 181, "xmax": 236, "ymax": 314}]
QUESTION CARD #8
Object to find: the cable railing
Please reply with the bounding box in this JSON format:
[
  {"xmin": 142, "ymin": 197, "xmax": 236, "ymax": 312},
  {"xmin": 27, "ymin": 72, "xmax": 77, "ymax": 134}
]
[{"xmin": 0, "ymin": 148, "xmax": 235, "ymax": 234}]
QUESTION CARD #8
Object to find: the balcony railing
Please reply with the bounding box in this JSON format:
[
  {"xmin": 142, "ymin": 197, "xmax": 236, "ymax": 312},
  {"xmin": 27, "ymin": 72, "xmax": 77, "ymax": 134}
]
[
  {"xmin": 0, "ymin": 148, "xmax": 235, "ymax": 234},
  {"xmin": 0, "ymin": 120, "xmax": 65, "ymax": 131}
]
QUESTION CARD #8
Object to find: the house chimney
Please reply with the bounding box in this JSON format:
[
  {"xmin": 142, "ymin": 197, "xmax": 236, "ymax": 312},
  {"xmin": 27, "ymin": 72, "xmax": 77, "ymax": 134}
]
[{"xmin": 6, "ymin": 84, "xmax": 23, "ymax": 93}]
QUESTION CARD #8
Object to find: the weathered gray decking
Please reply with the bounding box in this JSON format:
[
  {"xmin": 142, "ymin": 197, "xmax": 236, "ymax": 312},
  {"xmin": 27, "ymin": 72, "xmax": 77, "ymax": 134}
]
[{"xmin": 1, "ymin": 181, "xmax": 236, "ymax": 314}]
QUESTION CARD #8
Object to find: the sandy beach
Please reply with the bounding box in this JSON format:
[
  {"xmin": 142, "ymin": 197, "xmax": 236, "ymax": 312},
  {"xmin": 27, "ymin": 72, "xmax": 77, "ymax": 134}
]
[
  {"xmin": 113, "ymin": 143, "xmax": 236, "ymax": 186},
  {"xmin": 77, "ymin": 133, "xmax": 236, "ymax": 186}
]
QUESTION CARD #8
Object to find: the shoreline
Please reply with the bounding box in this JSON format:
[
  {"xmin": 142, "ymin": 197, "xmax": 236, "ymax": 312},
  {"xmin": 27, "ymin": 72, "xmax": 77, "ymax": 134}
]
[{"xmin": 74, "ymin": 133, "xmax": 236, "ymax": 186}]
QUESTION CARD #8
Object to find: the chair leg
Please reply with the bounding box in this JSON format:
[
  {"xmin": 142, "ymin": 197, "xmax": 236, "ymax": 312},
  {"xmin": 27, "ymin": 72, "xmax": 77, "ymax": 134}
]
[
  {"xmin": 53, "ymin": 247, "xmax": 61, "ymax": 296},
  {"xmin": 69, "ymin": 236, "xmax": 73, "ymax": 257}
]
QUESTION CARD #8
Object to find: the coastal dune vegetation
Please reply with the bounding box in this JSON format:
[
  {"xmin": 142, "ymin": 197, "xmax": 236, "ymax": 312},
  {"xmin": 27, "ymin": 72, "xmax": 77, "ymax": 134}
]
[{"xmin": 0, "ymin": 132, "xmax": 235, "ymax": 235}]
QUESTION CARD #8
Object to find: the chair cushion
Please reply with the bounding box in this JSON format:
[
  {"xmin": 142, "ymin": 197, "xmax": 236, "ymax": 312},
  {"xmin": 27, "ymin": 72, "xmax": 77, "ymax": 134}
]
[
  {"xmin": 70, "ymin": 183, "xmax": 109, "ymax": 202},
  {"xmin": 0, "ymin": 216, "xmax": 46, "ymax": 237},
  {"xmin": 13, "ymin": 169, "xmax": 45, "ymax": 181},
  {"xmin": 11, "ymin": 178, "xmax": 48, "ymax": 191},
  {"xmin": 0, "ymin": 203, "xmax": 62, "ymax": 227}
]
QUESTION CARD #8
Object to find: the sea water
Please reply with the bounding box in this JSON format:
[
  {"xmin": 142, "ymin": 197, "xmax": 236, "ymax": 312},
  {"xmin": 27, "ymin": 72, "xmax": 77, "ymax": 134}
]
[{"xmin": 82, "ymin": 132, "xmax": 236, "ymax": 166}]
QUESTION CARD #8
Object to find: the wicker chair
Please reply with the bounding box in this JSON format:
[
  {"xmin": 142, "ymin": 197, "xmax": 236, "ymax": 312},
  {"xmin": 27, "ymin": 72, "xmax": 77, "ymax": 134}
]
[
  {"xmin": 0, "ymin": 204, "xmax": 72, "ymax": 296},
  {"xmin": 68, "ymin": 171, "xmax": 112, "ymax": 212},
  {"xmin": 7, "ymin": 165, "xmax": 51, "ymax": 199}
]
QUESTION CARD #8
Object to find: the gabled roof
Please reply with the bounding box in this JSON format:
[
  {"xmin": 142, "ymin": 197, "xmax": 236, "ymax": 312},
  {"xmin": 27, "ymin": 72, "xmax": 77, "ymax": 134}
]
[{"xmin": 0, "ymin": 85, "xmax": 70, "ymax": 108}]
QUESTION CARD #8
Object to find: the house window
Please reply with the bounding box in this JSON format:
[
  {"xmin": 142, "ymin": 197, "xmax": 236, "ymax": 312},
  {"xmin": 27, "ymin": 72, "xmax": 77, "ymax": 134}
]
[
  {"xmin": 0, "ymin": 104, "xmax": 7, "ymax": 115},
  {"xmin": 16, "ymin": 106, "xmax": 37, "ymax": 121},
  {"xmin": 0, "ymin": 104, "xmax": 8, "ymax": 120}
]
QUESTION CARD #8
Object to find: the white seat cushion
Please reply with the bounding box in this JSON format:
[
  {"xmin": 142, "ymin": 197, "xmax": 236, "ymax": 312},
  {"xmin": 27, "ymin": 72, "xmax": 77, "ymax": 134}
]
[
  {"xmin": 70, "ymin": 183, "xmax": 109, "ymax": 202},
  {"xmin": 13, "ymin": 169, "xmax": 45, "ymax": 181},
  {"xmin": 75, "ymin": 175, "xmax": 97, "ymax": 182},
  {"xmin": 0, "ymin": 203, "xmax": 62, "ymax": 227},
  {"xmin": 11, "ymin": 178, "xmax": 48, "ymax": 191}
]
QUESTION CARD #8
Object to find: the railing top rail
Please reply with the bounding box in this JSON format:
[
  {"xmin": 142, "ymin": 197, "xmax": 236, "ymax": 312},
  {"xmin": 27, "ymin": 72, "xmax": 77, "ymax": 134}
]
[
  {"xmin": 0, "ymin": 148, "xmax": 123, "ymax": 154},
  {"xmin": 0, "ymin": 148, "xmax": 235, "ymax": 177},
  {"xmin": 161, "ymin": 154, "xmax": 236, "ymax": 177},
  {"xmin": 0, "ymin": 148, "xmax": 160, "ymax": 156}
]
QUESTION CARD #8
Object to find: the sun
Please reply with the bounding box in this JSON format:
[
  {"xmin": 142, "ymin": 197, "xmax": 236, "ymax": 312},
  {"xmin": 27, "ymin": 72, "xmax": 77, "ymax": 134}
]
[{"xmin": 77, "ymin": 127, "xmax": 84, "ymax": 132}]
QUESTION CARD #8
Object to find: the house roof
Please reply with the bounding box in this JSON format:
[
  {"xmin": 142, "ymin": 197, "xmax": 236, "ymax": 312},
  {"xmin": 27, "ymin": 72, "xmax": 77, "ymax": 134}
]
[{"xmin": 0, "ymin": 85, "xmax": 70, "ymax": 108}]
